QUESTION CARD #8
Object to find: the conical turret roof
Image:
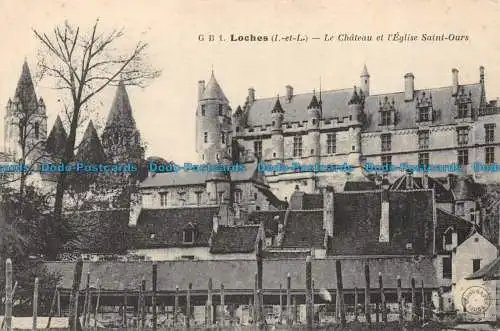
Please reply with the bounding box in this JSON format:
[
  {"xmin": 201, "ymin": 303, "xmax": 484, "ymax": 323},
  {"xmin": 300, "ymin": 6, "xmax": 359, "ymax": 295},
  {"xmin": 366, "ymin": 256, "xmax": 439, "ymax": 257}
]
[
  {"xmin": 14, "ymin": 59, "xmax": 38, "ymax": 112},
  {"xmin": 361, "ymin": 64, "xmax": 369, "ymax": 77},
  {"xmin": 77, "ymin": 120, "xmax": 105, "ymax": 163},
  {"xmin": 45, "ymin": 115, "xmax": 68, "ymax": 159},
  {"xmin": 307, "ymin": 94, "xmax": 321, "ymax": 109},
  {"xmin": 201, "ymin": 72, "xmax": 228, "ymax": 102},
  {"xmin": 271, "ymin": 97, "xmax": 284, "ymax": 113},
  {"xmin": 105, "ymin": 81, "xmax": 136, "ymax": 129}
]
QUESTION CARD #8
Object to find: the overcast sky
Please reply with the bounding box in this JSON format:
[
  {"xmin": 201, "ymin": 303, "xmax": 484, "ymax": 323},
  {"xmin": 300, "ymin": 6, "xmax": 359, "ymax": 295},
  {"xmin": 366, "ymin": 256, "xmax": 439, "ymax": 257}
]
[{"xmin": 1, "ymin": 0, "xmax": 500, "ymax": 163}]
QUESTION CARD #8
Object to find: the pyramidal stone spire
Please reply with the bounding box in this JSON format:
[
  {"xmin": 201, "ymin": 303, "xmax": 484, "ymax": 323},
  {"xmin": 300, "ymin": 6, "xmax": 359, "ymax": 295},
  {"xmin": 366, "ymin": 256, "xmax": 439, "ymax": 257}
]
[
  {"xmin": 201, "ymin": 71, "xmax": 228, "ymax": 101},
  {"xmin": 105, "ymin": 80, "xmax": 136, "ymax": 129},
  {"xmin": 271, "ymin": 96, "xmax": 284, "ymax": 113},
  {"xmin": 14, "ymin": 59, "xmax": 38, "ymax": 111},
  {"xmin": 307, "ymin": 93, "xmax": 321, "ymax": 109},
  {"xmin": 45, "ymin": 115, "xmax": 68, "ymax": 159},
  {"xmin": 77, "ymin": 120, "xmax": 105, "ymax": 163}
]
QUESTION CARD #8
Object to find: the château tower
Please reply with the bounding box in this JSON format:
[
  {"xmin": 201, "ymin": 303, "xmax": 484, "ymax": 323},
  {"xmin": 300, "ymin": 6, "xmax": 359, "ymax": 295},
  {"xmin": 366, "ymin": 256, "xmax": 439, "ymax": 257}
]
[
  {"xmin": 101, "ymin": 81, "xmax": 144, "ymax": 163},
  {"xmin": 306, "ymin": 92, "xmax": 321, "ymax": 164},
  {"xmin": 270, "ymin": 97, "xmax": 285, "ymax": 162},
  {"xmin": 4, "ymin": 60, "xmax": 47, "ymax": 161}
]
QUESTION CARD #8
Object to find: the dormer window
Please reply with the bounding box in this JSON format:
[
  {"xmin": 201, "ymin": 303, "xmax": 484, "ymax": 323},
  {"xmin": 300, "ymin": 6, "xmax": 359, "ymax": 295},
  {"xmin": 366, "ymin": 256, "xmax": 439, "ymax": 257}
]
[
  {"xmin": 457, "ymin": 103, "xmax": 468, "ymax": 118},
  {"xmin": 160, "ymin": 192, "xmax": 168, "ymax": 207},
  {"xmin": 419, "ymin": 107, "xmax": 430, "ymax": 122},
  {"xmin": 380, "ymin": 110, "xmax": 391, "ymax": 125},
  {"xmin": 444, "ymin": 228, "xmax": 453, "ymax": 245},
  {"xmin": 183, "ymin": 223, "xmax": 196, "ymax": 244}
]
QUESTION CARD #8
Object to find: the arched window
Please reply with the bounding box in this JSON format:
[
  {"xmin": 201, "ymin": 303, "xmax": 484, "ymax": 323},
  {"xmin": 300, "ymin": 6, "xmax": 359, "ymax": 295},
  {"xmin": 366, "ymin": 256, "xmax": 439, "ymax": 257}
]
[{"xmin": 34, "ymin": 122, "xmax": 39, "ymax": 139}]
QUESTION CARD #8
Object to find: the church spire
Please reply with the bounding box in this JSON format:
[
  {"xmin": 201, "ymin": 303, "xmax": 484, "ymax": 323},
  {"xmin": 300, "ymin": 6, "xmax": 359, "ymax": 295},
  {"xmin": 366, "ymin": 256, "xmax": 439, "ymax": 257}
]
[
  {"xmin": 45, "ymin": 115, "xmax": 68, "ymax": 160},
  {"xmin": 14, "ymin": 59, "xmax": 38, "ymax": 111},
  {"xmin": 77, "ymin": 120, "xmax": 105, "ymax": 163},
  {"xmin": 271, "ymin": 96, "xmax": 284, "ymax": 113},
  {"xmin": 105, "ymin": 80, "xmax": 136, "ymax": 129}
]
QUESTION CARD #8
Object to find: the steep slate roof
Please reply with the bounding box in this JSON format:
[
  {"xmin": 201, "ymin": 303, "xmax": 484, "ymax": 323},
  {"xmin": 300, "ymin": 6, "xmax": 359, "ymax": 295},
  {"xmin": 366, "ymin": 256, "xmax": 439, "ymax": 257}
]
[
  {"xmin": 330, "ymin": 190, "xmax": 434, "ymax": 255},
  {"xmin": 133, "ymin": 207, "xmax": 219, "ymax": 248},
  {"xmin": 46, "ymin": 256, "xmax": 438, "ymax": 291},
  {"xmin": 140, "ymin": 171, "xmax": 209, "ymax": 188},
  {"xmin": 248, "ymin": 210, "xmax": 286, "ymax": 236},
  {"xmin": 435, "ymin": 208, "xmax": 475, "ymax": 254},
  {"xmin": 466, "ymin": 255, "xmax": 500, "ymax": 280},
  {"xmin": 76, "ymin": 120, "xmax": 105, "ymax": 163},
  {"xmin": 281, "ymin": 210, "xmax": 325, "ymax": 249},
  {"xmin": 391, "ymin": 174, "xmax": 454, "ymax": 203},
  {"xmin": 45, "ymin": 116, "xmax": 68, "ymax": 159},
  {"xmin": 210, "ymin": 225, "xmax": 260, "ymax": 254},
  {"xmin": 13, "ymin": 60, "xmax": 38, "ymax": 112},
  {"xmin": 201, "ymin": 73, "xmax": 228, "ymax": 101},
  {"xmin": 105, "ymin": 81, "xmax": 137, "ymax": 129},
  {"xmin": 451, "ymin": 175, "xmax": 484, "ymax": 201}
]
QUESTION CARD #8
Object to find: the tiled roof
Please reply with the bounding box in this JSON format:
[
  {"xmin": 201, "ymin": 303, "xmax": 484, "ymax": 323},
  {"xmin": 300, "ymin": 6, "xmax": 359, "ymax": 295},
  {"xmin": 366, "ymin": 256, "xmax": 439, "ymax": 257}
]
[
  {"xmin": 45, "ymin": 115, "xmax": 68, "ymax": 159},
  {"xmin": 466, "ymin": 255, "xmax": 500, "ymax": 280},
  {"xmin": 248, "ymin": 210, "xmax": 286, "ymax": 236},
  {"xmin": 46, "ymin": 256, "xmax": 438, "ymax": 291},
  {"xmin": 62, "ymin": 209, "xmax": 130, "ymax": 254},
  {"xmin": 391, "ymin": 175, "xmax": 454, "ymax": 203},
  {"xmin": 244, "ymin": 81, "xmax": 483, "ymax": 131},
  {"xmin": 330, "ymin": 190, "xmax": 434, "ymax": 255},
  {"xmin": 210, "ymin": 225, "xmax": 260, "ymax": 254},
  {"xmin": 132, "ymin": 207, "xmax": 218, "ymax": 248},
  {"xmin": 281, "ymin": 210, "xmax": 325, "ymax": 249},
  {"xmin": 105, "ymin": 81, "xmax": 137, "ymax": 129},
  {"xmin": 435, "ymin": 208, "xmax": 475, "ymax": 254}
]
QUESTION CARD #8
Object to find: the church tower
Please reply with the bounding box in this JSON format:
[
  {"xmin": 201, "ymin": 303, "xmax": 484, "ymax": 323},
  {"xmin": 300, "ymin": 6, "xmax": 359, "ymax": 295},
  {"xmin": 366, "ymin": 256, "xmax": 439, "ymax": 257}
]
[
  {"xmin": 101, "ymin": 81, "xmax": 143, "ymax": 163},
  {"xmin": 4, "ymin": 60, "xmax": 47, "ymax": 161}
]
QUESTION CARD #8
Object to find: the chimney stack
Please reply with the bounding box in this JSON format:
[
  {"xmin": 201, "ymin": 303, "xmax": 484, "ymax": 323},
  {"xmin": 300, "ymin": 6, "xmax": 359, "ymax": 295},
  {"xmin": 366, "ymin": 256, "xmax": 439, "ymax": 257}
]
[
  {"xmin": 452, "ymin": 69, "xmax": 459, "ymax": 96},
  {"xmin": 404, "ymin": 73, "xmax": 415, "ymax": 101},
  {"xmin": 285, "ymin": 85, "xmax": 294, "ymax": 102},
  {"xmin": 198, "ymin": 80, "xmax": 206, "ymax": 101},
  {"xmin": 422, "ymin": 173, "xmax": 429, "ymax": 189},
  {"xmin": 379, "ymin": 188, "xmax": 390, "ymax": 242},
  {"xmin": 322, "ymin": 186, "xmax": 335, "ymax": 237},
  {"xmin": 248, "ymin": 87, "xmax": 256, "ymax": 104}
]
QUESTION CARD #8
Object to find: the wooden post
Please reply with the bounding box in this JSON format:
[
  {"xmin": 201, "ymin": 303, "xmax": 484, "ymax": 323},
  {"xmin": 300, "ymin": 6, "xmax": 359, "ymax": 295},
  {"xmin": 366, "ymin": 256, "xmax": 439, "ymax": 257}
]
[
  {"xmin": 286, "ymin": 273, "xmax": 291, "ymax": 325},
  {"xmin": 256, "ymin": 239, "xmax": 264, "ymax": 327},
  {"xmin": 174, "ymin": 286, "xmax": 179, "ymax": 327},
  {"xmin": 379, "ymin": 272, "xmax": 387, "ymax": 323},
  {"xmin": 253, "ymin": 273, "xmax": 258, "ymax": 324},
  {"xmin": 220, "ymin": 283, "xmax": 225, "ymax": 326},
  {"xmin": 140, "ymin": 279, "xmax": 146, "ymax": 329},
  {"xmin": 279, "ymin": 283, "xmax": 283, "ymax": 324},
  {"xmin": 186, "ymin": 283, "xmax": 192, "ymax": 328},
  {"xmin": 306, "ymin": 256, "xmax": 313, "ymax": 330},
  {"xmin": 207, "ymin": 277, "xmax": 213, "ymax": 326},
  {"xmin": 82, "ymin": 272, "xmax": 90, "ymax": 327},
  {"xmin": 397, "ymin": 275, "xmax": 403, "ymax": 323},
  {"xmin": 335, "ymin": 260, "xmax": 346, "ymax": 326},
  {"xmin": 46, "ymin": 286, "xmax": 58, "ymax": 329},
  {"xmin": 94, "ymin": 280, "xmax": 101, "ymax": 329},
  {"xmin": 411, "ymin": 277, "xmax": 417, "ymax": 322},
  {"xmin": 32, "ymin": 277, "xmax": 39, "ymax": 331},
  {"xmin": 364, "ymin": 263, "xmax": 371, "ymax": 324},
  {"xmin": 421, "ymin": 280, "xmax": 425, "ymax": 323},
  {"xmin": 5, "ymin": 259, "xmax": 12, "ymax": 331},
  {"xmin": 354, "ymin": 287, "xmax": 359, "ymax": 322},
  {"xmin": 152, "ymin": 262, "xmax": 158, "ymax": 331},
  {"xmin": 68, "ymin": 257, "xmax": 83, "ymax": 331}
]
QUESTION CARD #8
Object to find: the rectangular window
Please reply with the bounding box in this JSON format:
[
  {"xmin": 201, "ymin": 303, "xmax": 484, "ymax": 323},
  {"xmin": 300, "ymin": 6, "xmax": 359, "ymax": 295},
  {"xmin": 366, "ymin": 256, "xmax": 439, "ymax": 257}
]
[
  {"xmin": 293, "ymin": 136, "xmax": 303, "ymax": 157},
  {"xmin": 457, "ymin": 127, "xmax": 469, "ymax": 145},
  {"xmin": 221, "ymin": 132, "xmax": 226, "ymax": 144},
  {"xmin": 234, "ymin": 190, "xmax": 242, "ymax": 204},
  {"xmin": 458, "ymin": 149, "xmax": 468, "ymax": 166},
  {"xmin": 442, "ymin": 257, "xmax": 452, "ymax": 279},
  {"xmin": 183, "ymin": 230, "xmax": 194, "ymax": 244},
  {"xmin": 327, "ymin": 133, "xmax": 336, "ymax": 154},
  {"xmin": 485, "ymin": 124, "xmax": 495, "ymax": 143},
  {"xmin": 380, "ymin": 111, "xmax": 391, "ymax": 125},
  {"xmin": 160, "ymin": 192, "xmax": 168, "ymax": 207},
  {"xmin": 456, "ymin": 202, "xmax": 464, "ymax": 216},
  {"xmin": 419, "ymin": 107, "xmax": 430, "ymax": 122},
  {"xmin": 34, "ymin": 123, "xmax": 39, "ymax": 139},
  {"xmin": 217, "ymin": 192, "xmax": 224, "ymax": 204},
  {"xmin": 444, "ymin": 230, "xmax": 453, "ymax": 245},
  {"xmin": 218, "ymin": 104, "xmax": 223, "ymax": 116},
  {"xmin": 204, "ymin": 132, "xmax": 208, "ymax": 143},
  {"xmin": 381, "ymin": 155, "xmax": 392, "ymax": 170},
  {"xmin": 473, "ymin": 259, "xmax": 481, "ymax": 273},
  {"xmin": 381, "ymin": 133, "xmax": 391, "ymax": 152},
  {"xmin": 418, "ymin": 130, "xmax": 429, "ymax": 149},
  {"xmin": 458, "ymin": 103, "xmax": 468, "ymax": 118},
  {"xmin": 486, "ymin": 147, "xmax": 495, "ymax": 164},
  {"xmin": 196, "ymin": 192, "xmax": 202, "ymax": 206},
  {"xmin": 418, "ymin": 152, "xmax": 429, "ymax": 167},
  {"xmin": 201, "ymin": 105, "xmax": 206, "ymax": 116},
  {"xmin": 254, "ymin": 141, "xmax": 262, "ymax": 159},
  {"xmin": 470, "ymin": 208, "xmax": 476, "ymax": 223}
]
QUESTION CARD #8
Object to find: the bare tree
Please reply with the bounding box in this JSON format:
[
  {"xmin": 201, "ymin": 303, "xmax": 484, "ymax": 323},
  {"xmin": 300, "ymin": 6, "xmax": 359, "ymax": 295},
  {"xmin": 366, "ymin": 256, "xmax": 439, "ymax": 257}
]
[{"xmin": 33, "ymin": 19, "xmax": 161, "ymax": 261}]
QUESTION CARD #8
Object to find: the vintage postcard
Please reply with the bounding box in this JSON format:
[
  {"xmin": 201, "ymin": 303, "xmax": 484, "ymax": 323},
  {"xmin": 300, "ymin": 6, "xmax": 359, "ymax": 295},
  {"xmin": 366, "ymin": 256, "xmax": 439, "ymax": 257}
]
[{"xmin": 1, "ymin": 0, "xmax": 500, "ymax": 330}]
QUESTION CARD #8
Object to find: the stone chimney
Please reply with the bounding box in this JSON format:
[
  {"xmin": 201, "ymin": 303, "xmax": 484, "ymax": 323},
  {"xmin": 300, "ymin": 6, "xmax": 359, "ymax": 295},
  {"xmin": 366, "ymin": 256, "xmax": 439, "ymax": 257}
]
[
  {"xmin": 404, "ymin": 73, "xmax": 415, "ymax": 101},
  {"xmin": 405, "ymin": 170, "xmax": 414, "ymax": 189},
  {"xmin": 248, "ymin": 87, "xmax": 256, "ymax": 104},
  {"xmin": 322, "ymin": 186, "xmax": 334, "ymax": 236},
  {"xmin": 285, "ymin": 85, "xmax": 294, "ymax": 102},
  {"xmin": 452, "ymin": 68, "xmax": 459, "ymax": 96},
  {"xmin": 422, "ymin": 173, "xmax": 429, "ymax": 189},
  {"xmin": 198, "ymin": 80, "xmax": 206, "ymax": 101},
  {"xmin": 379, "ymin": 188, "xmax": 390, "ymax": 242}
]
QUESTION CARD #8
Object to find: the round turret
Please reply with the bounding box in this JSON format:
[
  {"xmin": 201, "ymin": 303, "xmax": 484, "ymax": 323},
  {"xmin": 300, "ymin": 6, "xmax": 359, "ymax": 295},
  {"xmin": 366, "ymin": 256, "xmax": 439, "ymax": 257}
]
[{"xmin": 307, "ymin": 92, "xmax": 321, "ymax": 130}]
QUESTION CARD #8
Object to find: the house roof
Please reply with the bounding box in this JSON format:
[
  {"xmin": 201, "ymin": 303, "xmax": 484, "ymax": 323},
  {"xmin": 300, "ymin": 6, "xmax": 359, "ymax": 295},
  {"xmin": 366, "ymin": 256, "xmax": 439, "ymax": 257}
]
[
  {"xmin": 46, "ymin": 256, "xmax": 438, "ymax": 291},
  {"xmin": 248, "ymin": 210, "xmax": 286, "ymax": 236},
  {"xmin": 390, "ymin": 174, "xmax": 454, "ymax": 203},
  {"xmin": 330, "ymin": 190, "xmax": 434, "ymax": 255},
  {"xmin": 210, "ymin": 225, "xmax": 260, "ymax": 254},
  {"xmin": 466, "ymin": 255, "xmax": 500, "ymax": 280},
  {"xmin": 132, "ymin": 207, "xmax": 219, "ymax": 249},
  {"xmin": 105, "ymin": 81, "xmax": 137, "ymax": 129},
  {"xmin": 435, "ymin": 208, "xmax": 475, "ymax": 254},
  {"xmin": 451, "ymin": 175, "xmax": 484, "ymax": 201},
  {"xmin": 281, "ymin": 210, "xmax": 325, "ymax": 249}
]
